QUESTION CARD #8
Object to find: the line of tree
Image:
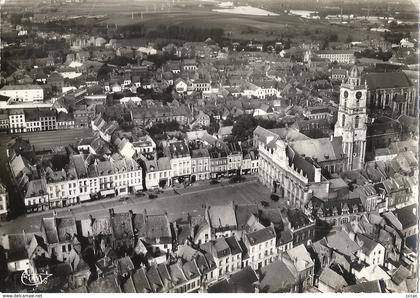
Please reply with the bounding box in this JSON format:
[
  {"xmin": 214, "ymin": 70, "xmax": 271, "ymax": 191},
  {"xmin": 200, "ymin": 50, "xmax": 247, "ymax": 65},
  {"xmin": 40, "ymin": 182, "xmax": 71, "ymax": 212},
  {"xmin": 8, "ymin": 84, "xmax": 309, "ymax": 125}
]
[
  {"xmin": 231, "ymin": 114, "xmax": 285, "ymax": 142},
  {"xmin": 146, "ymin": 25, "xmax": 224, "ymax": 43},
  {"xmin": 354, "ymin": 48, "xmax": 393, "ymax": 61}
]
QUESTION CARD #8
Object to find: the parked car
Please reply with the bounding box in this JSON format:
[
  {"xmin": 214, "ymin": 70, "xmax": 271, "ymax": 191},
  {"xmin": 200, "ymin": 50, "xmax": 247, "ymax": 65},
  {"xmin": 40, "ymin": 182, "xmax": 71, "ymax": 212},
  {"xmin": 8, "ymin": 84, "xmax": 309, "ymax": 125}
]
[
  {"xmin": 119, "ymin": 197, "xmax": 129, "ymax": 201},
  {"xmin": 210, "ymin": 179, "xmax": 220, "ymax": 185},
  {"xmin": 136, "ymin": 192, "xmax": 145, "ymax": 197},
  {"xmin": 149, "ymin": 194, "xmax": 158, "ymax": 199}
]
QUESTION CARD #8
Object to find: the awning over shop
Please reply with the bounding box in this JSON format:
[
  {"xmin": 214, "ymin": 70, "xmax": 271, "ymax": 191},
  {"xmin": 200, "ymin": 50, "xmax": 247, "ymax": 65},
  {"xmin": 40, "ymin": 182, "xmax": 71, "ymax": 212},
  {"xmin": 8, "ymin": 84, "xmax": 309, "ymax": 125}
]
[
  {"xmin": 79, "ymin": 194, "xmax": 91, "ymax": 202},
  {"xmin": 101, "ymin": 189, "xmax": 115, "ymax": 196},
  {"xmin": 133, "ymin": 185, "xmax": 143, "ymax": 192}
]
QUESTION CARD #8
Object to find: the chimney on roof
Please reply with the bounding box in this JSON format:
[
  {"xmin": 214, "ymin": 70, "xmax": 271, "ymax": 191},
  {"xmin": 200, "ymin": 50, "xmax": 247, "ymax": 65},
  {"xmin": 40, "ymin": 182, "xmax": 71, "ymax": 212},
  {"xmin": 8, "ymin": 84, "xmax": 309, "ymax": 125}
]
[{"xmin": 144, "ymin": 209, "xmax": 147, "ymax": 215}]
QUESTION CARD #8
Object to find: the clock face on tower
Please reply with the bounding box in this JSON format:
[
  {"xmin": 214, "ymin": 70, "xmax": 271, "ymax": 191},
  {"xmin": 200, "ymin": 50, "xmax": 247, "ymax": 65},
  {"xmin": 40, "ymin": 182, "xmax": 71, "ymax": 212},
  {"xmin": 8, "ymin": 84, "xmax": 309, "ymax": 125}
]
[
  {"xmin": 356, "ymin": 91, "xmax": 362, "ymax": 99},
  {"xmin": 344, "ymin": 91, "xmax": 349, "ymax": 98}
]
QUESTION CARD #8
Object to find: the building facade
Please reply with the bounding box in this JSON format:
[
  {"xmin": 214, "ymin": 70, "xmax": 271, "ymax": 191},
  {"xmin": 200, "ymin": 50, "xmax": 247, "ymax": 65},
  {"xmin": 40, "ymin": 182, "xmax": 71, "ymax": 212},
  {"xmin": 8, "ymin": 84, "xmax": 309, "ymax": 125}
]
[
  {"xmin": 0, "ymin": 182, "xmax": 9, "ymax": 221},
  {"xmin": 0, "ymin": 85, "xmax": 44, "ymax": 102}
]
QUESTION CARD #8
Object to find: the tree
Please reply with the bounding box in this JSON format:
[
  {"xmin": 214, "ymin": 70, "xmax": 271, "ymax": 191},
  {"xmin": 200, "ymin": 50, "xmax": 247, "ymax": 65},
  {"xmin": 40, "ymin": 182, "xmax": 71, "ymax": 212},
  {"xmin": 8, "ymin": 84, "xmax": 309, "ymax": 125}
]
[
  {"xmin": 207, "ymin": 115, "xmax": 220, "ymax": 135},
  {"xmin": 147, "ymin": 120, "xmax": 180, "ymax": 138},
  {"xmin": 97, "ymin": 63, "xmax": 112, "ymax": 81},
  {"xmin": 231, "ymin": 114, "xmax": 258, "ymax": 142},
  {"xmin": 222, "ymin": 117, "xmax": 234, "ymax": 126},
  {"xmin": 328, "ymin": 33, "xmax": 338, "ymax": 42}
]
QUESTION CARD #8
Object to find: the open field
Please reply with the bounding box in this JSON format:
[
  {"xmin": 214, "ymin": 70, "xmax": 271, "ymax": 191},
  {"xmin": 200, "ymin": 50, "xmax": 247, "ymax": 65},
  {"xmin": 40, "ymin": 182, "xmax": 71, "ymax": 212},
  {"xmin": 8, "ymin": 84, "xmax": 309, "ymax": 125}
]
[
  {"xmin": 28, "ymin": 1, "xmax": 380, "ymax": 42},
  {"xmin": 212, "ymin": 6, "xmax": 279, "ymax": 16},
  {"xmin": 6, "ymin": 128, "xmax": 93, "ymax": 151}
]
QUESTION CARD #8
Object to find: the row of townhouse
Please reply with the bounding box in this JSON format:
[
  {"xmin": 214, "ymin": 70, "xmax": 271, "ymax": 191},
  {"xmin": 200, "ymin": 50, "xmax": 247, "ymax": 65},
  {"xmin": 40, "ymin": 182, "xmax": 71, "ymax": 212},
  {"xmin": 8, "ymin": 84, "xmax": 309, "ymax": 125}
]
[
  {"xmin": 0, "ymin": 107, "xmax": 78, "ymax": 133},
  {"xmin": 16, "ymin": 154, "xmax": 143, "ymax": 213},
  {"xmin": 227, "ymin": 81, "xmax": 280, "ymax": 100},
  {"xmin": 163, "ymin": 139, "xmax": 259, "ymax": 184},
  {"xmin": 79, "ymin": 135, "xmax": 258, "ymax": 192},
  {"xmin": 5, "ymin": 108, "xmax": 58, "ymax": 133},
  {"xmin": 3, "ymin": 198, "xmax": 316, "ymax": 293},
  {"xmin": 174, "ymin": 78, "xmax": 211, "ymax": 94}
]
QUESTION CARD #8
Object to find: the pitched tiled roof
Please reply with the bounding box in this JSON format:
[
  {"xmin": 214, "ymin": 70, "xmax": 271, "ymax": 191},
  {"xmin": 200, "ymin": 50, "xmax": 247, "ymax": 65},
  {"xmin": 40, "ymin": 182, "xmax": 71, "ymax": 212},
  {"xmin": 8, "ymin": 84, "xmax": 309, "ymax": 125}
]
[
  {"xmin": 56, "ymin": 217, "xmax": 77, "ymax": 242},
  {"xmin": 87, "ymin": 274, "xmax": 120, "ymax": 293},
  {"xmin": 319, "ymin": 267, "xmax": 347, "ymax": 290},
  {"xmin": 7, "ymin": 233, "xmax": 30, "ymax": 262},
  {"xmin": 147, "ymin": 265, "xmax": 164, "ymax": 290},
  {"xmin": 110, "ymin": 212, "xmax": 134, "ymax": 240},
  {"xmin": 286, "ymin": 146, "xmax": 316, "ymax": 182},
  {"xmin": 355, "ymin": 233, "xmax": 381, "ymax": 255},
  {"xmin": 116, "ymin": 256, "xmax": 135, "ymax": 276},
  {"xmin": 290, "ymin": 137, "xmax": 344, "ymax": 162},
  {"xmin": 286, "ymin": 244, "xmax": 314, "ymax": 271},
  {"xmin": 92, "ymin": 217, "xmax": 112, "ymax": 236},
  {"xmin": 235, "ymin": 204, "xmax": 259, "ymax": 230},
  {"xmin": 245, "ymin": 226, "xmax": 276, "ymax": 246},
  {"xmin": 208, "ymin": 202, "xmax": 237, "ymax": 229},
  {"xmin": 260, "ymin": 259, "xmax": 298, "ymax": 292},
  {"xmin": 393, "ymin": 204, "xmax": 417, "ymax": 230},
  {"xmin": 362, "ymin": 71, "xmax": 412, "ymax": 90},
  {"xmin": 144, "ymin": 214, "xmax": 172, "ymax": 244},
  {"xmin": 225, "ymin": 236, "xmax": 242, "ymax": 255},
  {"xmin": 42, "ymin": 217, "xmax": 59, "ymax": 244},
  {"xmin": 342, "ymin": 280, "xmax": 385, "ymax": 293},
  {"xmin": 131, "ymin": 268, "xmax": 152, "ymax": 293},
  {"xmin": 168, "ymin": 262, "xmax": 187, "ymax": 285},
  {"xmin": 325, "ymin": 230, "xmax": 360, "ymax": 257}
]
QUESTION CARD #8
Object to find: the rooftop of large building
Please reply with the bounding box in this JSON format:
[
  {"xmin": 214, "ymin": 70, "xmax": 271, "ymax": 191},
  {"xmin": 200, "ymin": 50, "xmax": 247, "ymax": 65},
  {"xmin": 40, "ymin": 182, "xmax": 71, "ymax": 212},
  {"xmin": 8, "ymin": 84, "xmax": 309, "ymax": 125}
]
[{"xmin": 0, "ymin": 84, "xmax": 43, "ymax": 91}]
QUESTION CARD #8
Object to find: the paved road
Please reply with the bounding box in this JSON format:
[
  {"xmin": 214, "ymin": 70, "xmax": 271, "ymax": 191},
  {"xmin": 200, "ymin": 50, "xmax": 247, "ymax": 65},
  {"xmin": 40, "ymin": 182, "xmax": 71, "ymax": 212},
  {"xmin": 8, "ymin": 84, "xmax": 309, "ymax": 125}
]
[{"xmin": 0, "ymin": 180, "xmax": 273, "ymax": 236}]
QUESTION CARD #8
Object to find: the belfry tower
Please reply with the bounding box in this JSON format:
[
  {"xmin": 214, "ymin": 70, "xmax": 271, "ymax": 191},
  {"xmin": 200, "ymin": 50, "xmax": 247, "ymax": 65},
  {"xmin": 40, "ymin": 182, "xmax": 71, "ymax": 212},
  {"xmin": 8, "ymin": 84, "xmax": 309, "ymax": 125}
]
[{"xmin": 334, "ymin": 66, "xmax": 367, "ymax": 170}]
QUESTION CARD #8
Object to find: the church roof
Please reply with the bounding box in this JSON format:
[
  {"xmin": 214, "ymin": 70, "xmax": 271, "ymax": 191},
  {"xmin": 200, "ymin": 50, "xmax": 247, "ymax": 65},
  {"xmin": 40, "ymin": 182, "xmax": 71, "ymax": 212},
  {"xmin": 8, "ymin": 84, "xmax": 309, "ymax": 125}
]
[{"xmin": 362, "ymin": 71, "xmax": 412, "ymax": 90}]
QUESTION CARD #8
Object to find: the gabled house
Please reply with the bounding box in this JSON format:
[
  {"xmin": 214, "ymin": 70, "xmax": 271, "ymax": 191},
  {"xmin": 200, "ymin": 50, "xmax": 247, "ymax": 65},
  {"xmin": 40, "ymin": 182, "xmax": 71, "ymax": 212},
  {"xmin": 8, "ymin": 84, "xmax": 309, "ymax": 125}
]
[
  {"xmin": 317, "ymin": 267, "xmax": 348, "ymax": 293},
  {"xmin": 109, "ymin": 209, "xmax": 135, "ymax": 254},
  {"xmin": 205, "ymin": 202, "xmax": 237, "ymax": 238},
  {"xmin": 244, "ymin": 226, "xmax": 277, "ymax": 270},
  {"xmin": 40, "ymin": 216, "xmax": 80, "ymax": 263},
  {"xmin": 355, "ymin": 233, "xmax": 385, "ymax": 266}
]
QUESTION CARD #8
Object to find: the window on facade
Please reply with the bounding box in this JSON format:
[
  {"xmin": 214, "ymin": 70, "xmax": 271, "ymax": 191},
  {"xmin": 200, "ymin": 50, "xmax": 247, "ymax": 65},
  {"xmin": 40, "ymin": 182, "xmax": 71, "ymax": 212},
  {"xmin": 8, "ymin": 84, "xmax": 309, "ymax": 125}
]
[
  {"xmin": 342, "ymin": 114, "xmax": 345, "ymax": 126},
  {"xmin": 355, "ymin": 116, "xmax": 359, "ymax": 129}
]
